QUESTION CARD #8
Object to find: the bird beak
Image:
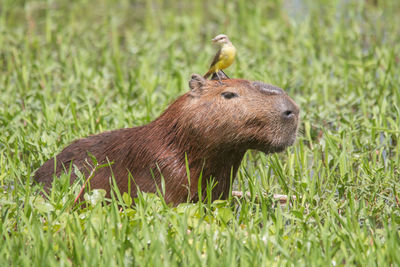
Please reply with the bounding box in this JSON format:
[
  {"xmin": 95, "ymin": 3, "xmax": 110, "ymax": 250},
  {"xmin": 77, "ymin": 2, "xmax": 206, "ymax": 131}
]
[{"xmin": 212, "ymin": 37, "xmax": 218, "ymax": 43}]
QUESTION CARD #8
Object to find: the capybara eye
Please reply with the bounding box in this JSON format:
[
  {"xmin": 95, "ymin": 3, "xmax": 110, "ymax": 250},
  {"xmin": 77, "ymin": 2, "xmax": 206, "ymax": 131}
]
[{"xmin": 221, "ymin": 92, "xmax": 238, "ymax": 99}]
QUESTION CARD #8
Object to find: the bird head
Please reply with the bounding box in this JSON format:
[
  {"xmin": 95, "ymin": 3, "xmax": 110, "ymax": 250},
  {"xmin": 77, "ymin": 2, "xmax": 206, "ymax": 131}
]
[{"xmin": 212, "ymin": 34, "xmax": 230, "ymax": 45}]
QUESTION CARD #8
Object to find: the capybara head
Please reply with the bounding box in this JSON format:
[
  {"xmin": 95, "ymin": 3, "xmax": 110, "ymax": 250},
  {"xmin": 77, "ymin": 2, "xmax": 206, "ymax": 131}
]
[{"xmin": 183, "ymin": 74, "xmax": 299, "ymax": 154}]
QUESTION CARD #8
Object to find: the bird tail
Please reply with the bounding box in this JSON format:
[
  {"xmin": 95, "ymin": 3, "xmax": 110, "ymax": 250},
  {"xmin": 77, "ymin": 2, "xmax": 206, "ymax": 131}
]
[{"xmin": 203, "ymin": 70, "xmax": 213, "ymax": 79}]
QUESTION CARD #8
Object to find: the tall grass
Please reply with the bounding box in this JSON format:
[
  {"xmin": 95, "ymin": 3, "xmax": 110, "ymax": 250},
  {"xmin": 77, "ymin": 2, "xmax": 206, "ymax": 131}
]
[{"xmin": 1, "ymin": 0, "xmax": 399, "ymax": 265}]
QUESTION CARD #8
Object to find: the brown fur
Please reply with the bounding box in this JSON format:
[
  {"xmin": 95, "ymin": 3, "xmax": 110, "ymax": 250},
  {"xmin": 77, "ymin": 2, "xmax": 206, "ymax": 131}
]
[{"xmin": 34, "ymin": 74, "xmax": 299, "ymax": 204}]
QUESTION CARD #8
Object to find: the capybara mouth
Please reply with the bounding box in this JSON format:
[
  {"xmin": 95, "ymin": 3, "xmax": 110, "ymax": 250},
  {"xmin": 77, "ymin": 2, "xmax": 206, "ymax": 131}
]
[
  {"xmin": 271, "ymin": 138, "xmax": 296, "ymax": 153},
  {"xmin": 260, "ymin": 127, "xmax": 298, "ymax": 154},
  {"xmin": 263, "ymin": 143, "xmax": 291, "ymax": 154}
]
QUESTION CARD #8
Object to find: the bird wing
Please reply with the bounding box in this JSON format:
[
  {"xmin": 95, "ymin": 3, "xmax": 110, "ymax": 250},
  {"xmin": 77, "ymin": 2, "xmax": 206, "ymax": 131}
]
[{"xmin": 209, "ymin": 48, "xmax": 222, "ymax": 68}]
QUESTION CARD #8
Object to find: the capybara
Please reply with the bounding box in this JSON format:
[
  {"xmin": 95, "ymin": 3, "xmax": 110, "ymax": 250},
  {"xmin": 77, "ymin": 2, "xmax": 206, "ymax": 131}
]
[{"xmin": 34, "ymin": 74, "xmax": 299, "ymax": 204}]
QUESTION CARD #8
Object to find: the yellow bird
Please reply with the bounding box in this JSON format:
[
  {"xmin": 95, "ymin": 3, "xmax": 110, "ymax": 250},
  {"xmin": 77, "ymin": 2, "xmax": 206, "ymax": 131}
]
[{"xmin": 203, "ymin": 34, "xmax": 236, "ymax": 83}]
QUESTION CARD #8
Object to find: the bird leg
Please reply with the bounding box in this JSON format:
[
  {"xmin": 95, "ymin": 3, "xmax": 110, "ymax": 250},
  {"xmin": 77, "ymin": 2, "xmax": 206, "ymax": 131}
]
[
  {"xmin": 216, "ymin": 71, "xmax": 223, "ymax": 85},
  {"xmin": 210, "ymin": 70, "xmax": 228, "ymax": 84},
  {"xmin": 220, "ymin": 70, "xmax": 230, "ymax": 79}
]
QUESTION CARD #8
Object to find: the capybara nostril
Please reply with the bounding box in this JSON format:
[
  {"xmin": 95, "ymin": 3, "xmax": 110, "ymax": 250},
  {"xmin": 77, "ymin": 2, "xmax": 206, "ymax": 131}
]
[
  {"xmin": 280, "ymin": 98, "xmax": 299, "ymax": 120},
  {"xmin": 282, "ymin": 109, "xmax": 294, "ymax": 119}
]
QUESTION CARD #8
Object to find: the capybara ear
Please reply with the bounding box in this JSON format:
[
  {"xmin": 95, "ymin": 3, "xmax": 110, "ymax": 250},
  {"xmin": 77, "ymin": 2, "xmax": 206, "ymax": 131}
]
[
  {"xmin": 252, "ymin": 81, "xmax": 285, "ymax": 95},
  {"xmin": 189, "ymin": 74, "xmax": 206, "ymax": 95}
]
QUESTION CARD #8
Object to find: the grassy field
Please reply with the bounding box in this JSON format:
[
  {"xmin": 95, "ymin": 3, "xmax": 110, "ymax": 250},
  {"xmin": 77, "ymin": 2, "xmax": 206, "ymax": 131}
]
[{"xmin": 1, "ymin": 0, "xmax": 400, "ymax": 265}]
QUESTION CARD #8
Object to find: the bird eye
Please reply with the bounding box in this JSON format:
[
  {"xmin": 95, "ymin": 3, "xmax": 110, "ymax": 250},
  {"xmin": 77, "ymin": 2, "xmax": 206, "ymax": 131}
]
[{"xmin": 221, "ymin": 92, "xmax": 238, "ymax": 99}]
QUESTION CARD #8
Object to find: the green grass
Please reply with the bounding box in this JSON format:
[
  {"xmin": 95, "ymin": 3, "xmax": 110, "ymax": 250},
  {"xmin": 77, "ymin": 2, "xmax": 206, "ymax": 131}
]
[{"xmin": 1, "ymin": 0, "xmax": 400, "ymax": 266}]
